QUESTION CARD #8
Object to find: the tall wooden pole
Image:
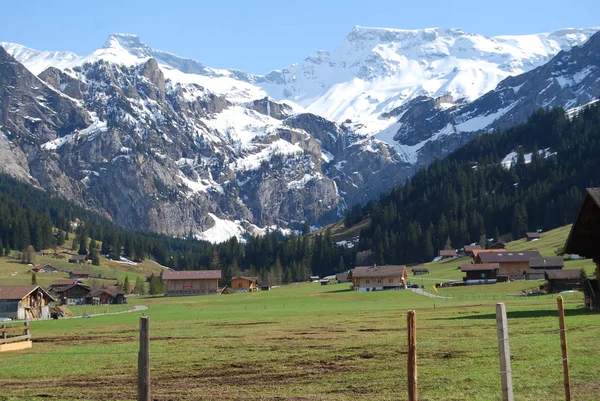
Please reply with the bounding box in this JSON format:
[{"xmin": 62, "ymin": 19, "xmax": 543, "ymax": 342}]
[
  {"xmin": 496, "ymin": 303, "xmax": 514, "ymax": 401},
  {"xmin": 138, "ymin": 316, "xmax": 150, "ymax": 401},
  {"xmin": 557, "ymin": 296, "xmax": 571, "ymax": 401},
  {"xmin": 407, "ymin": 310, "xmax": 417, "ymax": 401}
]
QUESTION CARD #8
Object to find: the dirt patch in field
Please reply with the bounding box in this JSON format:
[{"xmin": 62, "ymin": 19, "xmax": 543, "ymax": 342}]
[
  {"xmin": 32, "ymin": 335, "xmax": 135, "ymax": 345},
  {"xmin": 214, "ymin": 321, "xmax": 278, "ymax": 327}
]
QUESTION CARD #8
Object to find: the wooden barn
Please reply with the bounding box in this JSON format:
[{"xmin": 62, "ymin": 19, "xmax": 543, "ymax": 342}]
[
  {"xmin": 564, "ymin": 188, "xmax": 600, "ymax": 308},
  {"xmin": 460, "ymin": 263, "xmax": 499, "ymax": 285},
  {"xmin": 412, "ymin": 268, "xmax": 429, "ymax": 276},
  {"xmin": 0, "ymin": 286, "xmax": 55, "ymax": 320},
  {"xmin": 49, "ymin": 279, "xmax": 84, "ymax": 292},
  {"xmin": 438, "ymin": 250, "xmax": 456, "ymax": 259},
  {"xmin": 336, "ymin": 272, "xmax": 350, "ymax": 283},
  {"xmin": 489, "ymin": 241, "xmax": 506, "ymax": 249},
  {"xmin": 525, "ymin": 232, "xmax": 541, "ymax": 241},
  {"xmin": 163, "ymin": 270, "xmax": 221, "ymax": 296},
  {"xmin": 70, "ymin": 271, "xmax": 90, "ymax": 279},
  {"xmin": 529, "ymin": 257, "xmax": 564, "ymax": 270},
  {"xmin": 231, "ymin": 276, "xmax": 259, "ymax": 292},
  {"xmin": 523, "ymin": 269, "xmax": 547, "ymax": 281},
  {"xmin": 545, "ymin": 270, "xmax": 581, "ymax": 293},
  {"xmin": 69, "ymin": 255, "xmax": 87, "ymax": 264},
  {"xmin": 475, "ymin": 251, "xmax": 541, "ymax": 280},
  {"xmin": 349, "ymin": 265, "xmax": 408, "ymax": 292},
  {"xmin": 29, "ymin": 264, "xmax": 59, "ymax": 273}
]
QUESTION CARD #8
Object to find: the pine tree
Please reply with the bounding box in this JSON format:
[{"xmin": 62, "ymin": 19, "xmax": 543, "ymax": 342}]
[
  {"xmin": 302, "ymin": 220, "xmax": 311, "ymax": 235},
  {"xmin": 31, "ymin": 272, "xmax": 37, "ymax": 285},
  {"xmin": 56, "ymin": 229, "xmax": 65, "ymax": 246},
  {"xmin": 89, "ymin": 238, "xmax": 100, "ymax": 266},
  {"xmin": 21, "ymin": 245, "xmax": 34, "ymax": 264},
  {"xmin": 134, "ymin": 276, "xmax": 145, "ymax": 295},
  {"xmin": 337, "ymin": 256, "xmax": 345, "ymax": 273},
  {"xmin": 0, "ymin": 239, "xmax": 4, "ymax": 258},
  {"xmin": 444, "ymin": 236, "xmax": 453, "ymax": 250},
  {"xmin": 123, "ymin": 276, "xmax": 130, "ymax": 294},
  {"xmin": 78, "ymin": 234, "xmax": 87, "ymax": 256}
]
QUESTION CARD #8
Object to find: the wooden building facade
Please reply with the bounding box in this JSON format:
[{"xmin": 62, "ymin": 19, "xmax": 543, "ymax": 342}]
[
  {"xmin": 0, "ymin": 286, "xmax": 55, "ymax": 320},
  {"xmin": 163, "ymin": 270, "xmax": 221, "ymax": 296},
  {"xmin": 349, "ymin": 265, "xmax": 408, "ymax": 292},
  {"xmin": 460, "ymin": 263, "xmax": 499, "ymax": 285},
  {"xmin": 231, "ymin": 277, "xmax": 259, "ymax": 292}
]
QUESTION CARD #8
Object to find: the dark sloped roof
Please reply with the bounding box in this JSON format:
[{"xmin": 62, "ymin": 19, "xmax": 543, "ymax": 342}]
[
  {"xmin": 439, "ymin": 250, "xmax": 457, "ymax": 256},
  {"xmin": 477, "ymin": 251, "xmax": 541, "ymax": 263},
  {"xmin": 88, "ymin": 286, "xmax": 124, "ymax": 298},
  {"xmin": 50, "ymin": 279, "xmax": 82, "ymax": 287},
  {"xmin": 545, "ymin": 270, "xmax": 581, "ymax": 280},
  {"xmin": 564, "ymin": 188, "xmax": 600, "ymax": 257},
  {"xmin": 0, "ymin": 285, "xmax": 56, "ymax": 301},
  {"xmin": 163, "ymin": 270, "xmax": 221, "ymax": 280},
  {"xmin": 53, "ymin": 283, "xmax": 91, "ymax": 294},
  {"xmin": 526, "ymin": 232, "xmax": 541, "ymax": 238},
  {"xmin": 69, "ymin": 255, "xmax": 87, "ymax": 261},
  {"xmin": 529, "ymin": 257, "xmax": 564, "ymax": 269},
  {"xmin": 461, "ymin": 263, "xmax": 499, "ymax": 272},
  {"xmin": 351, "ymin": 265, "xmax": 406, "ymax": 278},
  {"xmin": 464, "ymin": 245, "xmax": 483, "ymax": 252}
]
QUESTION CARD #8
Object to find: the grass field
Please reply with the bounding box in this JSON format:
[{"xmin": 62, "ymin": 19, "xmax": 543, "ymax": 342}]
[{"xmin": 1, "ymin": 225, "xmax": 599, "ymax": 400}]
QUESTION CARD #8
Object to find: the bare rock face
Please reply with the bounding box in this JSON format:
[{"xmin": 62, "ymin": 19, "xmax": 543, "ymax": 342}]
[{"xmin": 0, "ymin": 46, "xmax": 412, "ymax": 238}]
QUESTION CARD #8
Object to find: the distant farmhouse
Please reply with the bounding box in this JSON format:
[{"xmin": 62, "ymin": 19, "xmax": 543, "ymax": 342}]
[
  {"xmin": 231, "ymin": 277, "xmax": 259, "ymax": 292},
  {"xmin": 463, "ymin": 245, "xmax": 482, "ymax": 257},
  {"xmin": 29, "ymin": 264, "xmax": 60, "ymax": 273},
  {"xmin": 163, "ymin": 270, "xmax": 221, "ymax": 296},
  {"xmin": 460, "ymin": 263, "xmax": 500, "ymax": 285},
  {"xmin": 438, "ymin": 250, "xmax": 456, "ymax": 259},
  {"xmin": 564, "ymin": 188, "xmax": 600, "ymax": 309},
  {"xmin": 53, "ymin": 282, "xmax": 91, "ymax": 306},
  {"xmin": 336, "ymin": 272, "xmax": 350, "ymax": 283},
  {"xmin": 69, "ymin": 255, "xmax": 87, "ymax": 264},
  {"xmin": 87, "ymin": 286, "xmax": 126, "ymax": 305},
  {"xmin": 412, "ymin": 268, "xmax": 429, "ymax": 276},
  {"xmin": 0, "ymin": 286, "xmax": 55, "ymax": 320},
  {"xmin": 70, "ymin": 271, "xmax": 90, "ymax": 279},
  {"xmin": 349, "ymin": 265, "xmax": 408, "ymax": 292},
  {"xmin": 525, "ymin": 232, "xmax": 541, "ymax": 241}
]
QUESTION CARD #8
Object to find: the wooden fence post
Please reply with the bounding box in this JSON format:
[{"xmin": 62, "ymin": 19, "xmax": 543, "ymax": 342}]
[
  {"xmin": 24, "ymin": 321, "xmax": 30, "ymax": 337},
  {"xmin": 557, "ymin": 296, "xmax": 571, "ymax": 401},
  {"xmin": 1, "ymin": 324, "xmax": 6, "ymax": 340},
  {"xmin": 496, "ymin": 303, "xmax": 514, "ymax": 401},
  {"xmin": 407, "ymin": 310, "xmax": 417, "ymax": 401},
  {"xmin": 138, "ymin": 316, "xmax": 150, "ymax": 401}
]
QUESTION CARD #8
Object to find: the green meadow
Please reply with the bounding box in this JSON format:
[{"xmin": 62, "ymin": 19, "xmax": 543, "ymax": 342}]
[{"xmin": 0, "ymin": 225, "xmax": 599, "ymax": 400}]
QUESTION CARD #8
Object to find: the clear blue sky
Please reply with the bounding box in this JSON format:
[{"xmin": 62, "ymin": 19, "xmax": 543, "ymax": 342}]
[{"xmin": 1, "ymin": 0, "xmax": 598, "ymax": 74}]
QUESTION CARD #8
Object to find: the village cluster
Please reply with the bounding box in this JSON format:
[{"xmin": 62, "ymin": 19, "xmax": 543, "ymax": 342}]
[{"xmin": 0, "ymin": 189, "xmax": 599, "ymax": 323}]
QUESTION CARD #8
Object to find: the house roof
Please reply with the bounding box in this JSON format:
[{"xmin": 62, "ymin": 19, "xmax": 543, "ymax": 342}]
[
  {"xmin": 34, "ymin": 264, "xmax": 58, "ymax": 270},
  {"xmin": 69, "ymin": 255, "xmax": 87, "ymax": 261},
  {"xmin": 351, "ymin": 265, "xmax": 407, "ymax": 278},
  {"xmin": 412, "ymin": 268, "xmax": 429, "ymax": 272},
  {"xmin": 464, "ymin": 245, "xmax": 483, "ymax": 252},
  {"xmin": 163, "ymin": 270, "xmax": 221, "ymax": 280},
  {"xmin": 88, "ymin": 286, "xmax": 124, "ymax": 298},
  {"xmin": 460, "ymin": 263, "xmax": 499, "ymax": 272},
  {"xmin": 439, "ymin": 250, "xmax": 457, "ymax": 257},
  {"xmin": 232, "ymin": 276, "xmax": 258, "ymax": 283},
  {"xmin": 526, "ymin": 232, "xmax": 541, "ymax": 239},
  {"xmin": 53, "ymin": 283, "xmax": 91, "ymax": 294},
  {"xmin": 50, "ymin": 279, "xmax": 82, "ymax": 287},
  {"xmin": 545, "ymin": 270, "xmax": 581, "ymax": 280},
  {"xmin": 0, "ymin": 285, "xmax": 56, "ymax": 301},
  {"xmin": 477, "ymin": 251, "xmax": 541, "ymax": 263},
  {"xmin": 529, "ymin": 257, "xmax": 564, "ymax": 269},
  {"xmin": 564, "ymin": 188, "xmax": 600, "ymax": 258},
  {"xmin": 71, "ymin": 271, "xmax": 90, "ymax": 276}
]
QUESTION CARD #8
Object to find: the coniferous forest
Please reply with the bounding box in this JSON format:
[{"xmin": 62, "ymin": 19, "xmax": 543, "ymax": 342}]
[
  {"xmin": 353, "ymin": 104, "xmax": 600, "ymax": 265},
  {"xmin": 0, "ymin": 104, "xmax": 599, "ymax": 280}
]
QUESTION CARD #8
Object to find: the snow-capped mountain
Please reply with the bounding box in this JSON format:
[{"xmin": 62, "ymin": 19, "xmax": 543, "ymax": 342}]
[{"xmin": 1, "ymin": 26, "xmax": 599, "ymax": 242}]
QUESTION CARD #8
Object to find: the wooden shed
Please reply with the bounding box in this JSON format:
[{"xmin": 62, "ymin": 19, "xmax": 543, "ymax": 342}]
[
  {"xmin": 438, "ymin": 250, "xmax": 457, "ymax": 259},
  {"xmin": 412, "ymin": 268, "xmax": 429, "ymax": 276},
  {"xmin": 545, "ymin": 270, "xmax": 581, "ymax": 293},
  {"xmin": 528, "ymin": 257, "xmax": 564, "ymax": 270},
  {"xmin": 525, "ymin": 232, "xmax": 541, "ymax": 241},
  {"xmin": 86, "ymin": 286, "xmax": 126, "ymax": 305},
  {"xmin": 0, "ymin": 286, "xmax": 55, "ymax": 320},
  {"xmin": 463, "ymin": 245, "xmax": 483, "ymax": 257}
]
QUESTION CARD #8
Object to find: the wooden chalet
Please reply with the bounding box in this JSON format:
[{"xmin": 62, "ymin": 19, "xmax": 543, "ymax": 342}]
[
  {"xmin": 438, "ymin": 249, "xmax": 456, "ymax": 259},
  {"xmin": 86, "ymin": 286, "xmax": 126, "ymax": 305},
  {"xmin": 412, "ymin": 268, "xmax": 429, "ymax": 276},
  {"xmin": 231, "ymin": 276, "xmax": 259, "ymax": 292},
  {"xmin": 0, "ymin": 286, "xmax": 55, "ymax": 320},
  {"xmin": 545, "ymin": 270, "xmax": 581, "ymax": 293},
  {"xmin": 564, "ymin": 188, "xmax": 600, "ymax": 308},
  {"xmin": 69, "ymin": 255, "xmax": 87, "ymax": 264},
  {"xmin": 460, "ymin": 263, "xmax": 499, "ymax": 285},
  {"xmin": 475, "ymin": 251, "xmax": 541, "ymax": 280},
  {"xmin": 163, "ymin": 270, "xmax": 221, "ymax": 296},
  {"xmin": 525, "ymin": 232, "xmax": 541, "ymax": 241},
  {"xmin": 463, "ymin": 245, "xmax": 483, "ymax": 257},
  {"xmin": 70, "ymin": 271, "xmax": 90, "ymax": 279},
  {"xmin": 53, "ymin": 283, "xmax": 91, "ymax": 306},
  {"xmin": 528, "ymin": 257, "xmax": 564, "ymax": 270},
  {"xmin": 349, "ymin": 265, "xmax": 408, "ymax": 292}
]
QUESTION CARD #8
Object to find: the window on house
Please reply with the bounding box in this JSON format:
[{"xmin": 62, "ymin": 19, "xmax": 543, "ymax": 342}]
[
  {"xmin": 366, "ymin": 280, "xmax": 370, "ymax": 284},
  {"xmin": 377, "ymin": 279, "xmax": 382, "ymax": 283},
  {"xmin": 389, "ymin": 279, "xmax": 393, "ymax": 283}
]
